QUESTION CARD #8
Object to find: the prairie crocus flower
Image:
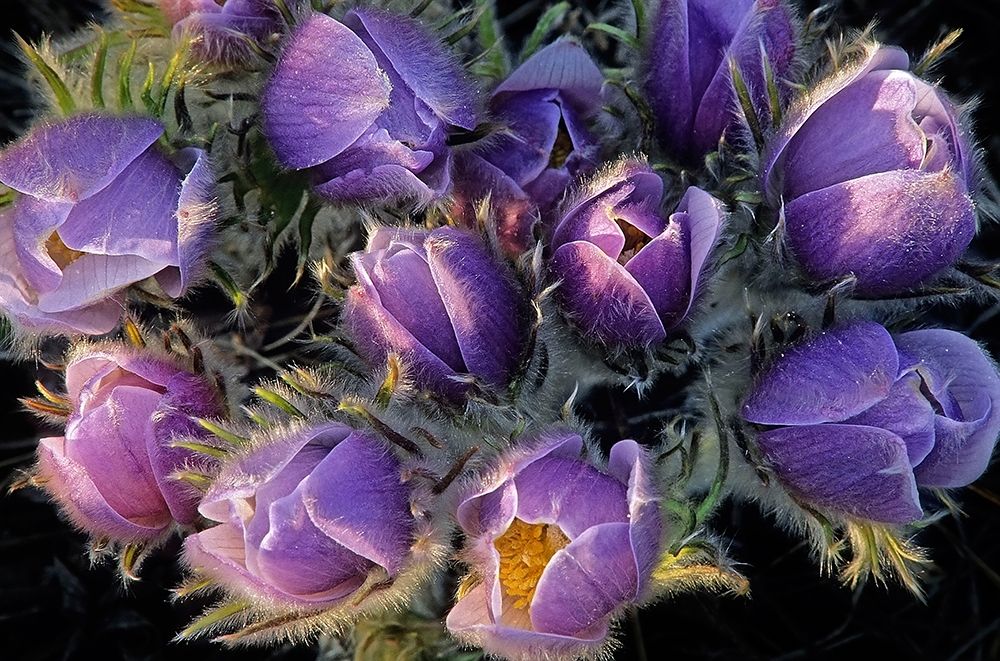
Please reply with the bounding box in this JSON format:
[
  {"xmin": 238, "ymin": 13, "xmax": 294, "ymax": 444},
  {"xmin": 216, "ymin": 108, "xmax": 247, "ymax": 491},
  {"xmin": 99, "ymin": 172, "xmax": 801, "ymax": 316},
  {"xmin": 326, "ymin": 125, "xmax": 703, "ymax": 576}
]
[
  {"xmin": 183, "ymin": 422, "xmax": 416, "ymax": 610},
  {"xmin": 35, "ymin": 344, "xmax": 224, "ymax": 544},
  {"xmin": 742, "ymin": 321, "xmax": 1000, "ymax": 524},
  {"xmin": 643, "ymin": 0, "xmax": 798, "ymax": 163},
  {"xmin": 451, "ymin": 40, "xmax": 604, "ymax": 255},
  {"xmin": 161, "ymin": 0, "xmax": 299, "ymax": 65},
  {"xmin": 0, "ymin": 114, "xmax": 216, "ymax": 335},
  {"xmin": 262, "ymin": 10, "xmax": 479, "ymax": 205},
  {"xmin": 550, "ymin": 160, "xmax": 724, "ymax": 348},
  {"xmin": 762, "ymin": 45, "xmax": 976, "ymax": 296},
  {"xmin": 447, "ymin": 431, "xmax": 662, "ymax": 659},
  {"xmin": 343, "ymin": 226, "xmax": 527, "ymax": 400}
]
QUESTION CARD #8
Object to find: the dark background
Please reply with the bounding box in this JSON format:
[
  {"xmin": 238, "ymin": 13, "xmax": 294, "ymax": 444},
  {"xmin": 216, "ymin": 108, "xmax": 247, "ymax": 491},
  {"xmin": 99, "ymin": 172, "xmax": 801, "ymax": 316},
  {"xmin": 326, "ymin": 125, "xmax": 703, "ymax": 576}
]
[{"xmin": 1, "ymin": 1, "xmax": 999, "ymax": 659}]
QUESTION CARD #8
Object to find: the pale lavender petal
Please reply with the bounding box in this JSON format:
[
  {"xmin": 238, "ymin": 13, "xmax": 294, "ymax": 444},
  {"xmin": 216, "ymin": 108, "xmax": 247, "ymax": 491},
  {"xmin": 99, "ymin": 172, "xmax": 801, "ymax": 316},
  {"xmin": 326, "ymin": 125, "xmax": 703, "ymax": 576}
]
[
  {"xmin": 676, "ymin": 185, "xmax": 725, "ymax": 308},
  {"xmin": 35, "ymin": 254, "xmax": 165, "ymax": 312},
  {"xmin": 10, "ymin": 196, "xmax": 72, "ymax": 293},
  {"xmin": 758, "ymin": 423, "xmax": 922, "ymax": 523},
  {"xmin": 456, "ymin": 478, "xmax": 518, "ymax": 540},
  {"xmin": 743, "ymin": 321, "xmax": 899, "ymax": 425},
  {"xmin": 608, "ymin": 440, "xmax": 662, "ymax": 594},
  {"xmin": 158, "ymin": 147, "xmax": 217, "ymax": 297}
]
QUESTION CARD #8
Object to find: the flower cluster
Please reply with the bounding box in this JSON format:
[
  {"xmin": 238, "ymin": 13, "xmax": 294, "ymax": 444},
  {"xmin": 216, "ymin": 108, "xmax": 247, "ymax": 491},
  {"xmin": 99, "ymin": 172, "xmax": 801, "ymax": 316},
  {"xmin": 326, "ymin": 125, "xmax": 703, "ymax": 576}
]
[{"xmin": 2, "ymin": 0, "xmax": 998, "ymax": 658}]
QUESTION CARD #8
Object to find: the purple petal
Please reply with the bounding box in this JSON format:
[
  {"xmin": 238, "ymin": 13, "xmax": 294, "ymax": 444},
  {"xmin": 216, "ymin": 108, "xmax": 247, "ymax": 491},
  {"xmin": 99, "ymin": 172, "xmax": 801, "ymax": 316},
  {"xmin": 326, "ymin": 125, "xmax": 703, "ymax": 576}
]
[
  {"xmin": 495, "ymin": 40, "xmax": 603, "ymax": 111},
  {"xmin": 157, "ymin": 147, "xmax": 217, "ymax": 297},
  {"xmin": 551, "ymin": 241, "xmax": 666, "ymax": 346},
  {"xmin": 608, "ymin": 440, "xmax": 663, "ymax": 594},
  {"xmin": 262, "ymin": 12, "xmax": 391, "ymax": 169},
  {"xmin": 0, "ymin": 115, "xmax": 163, "ymax": 202},
  {"xmin": 486, "ymin": 90, "xmax": 563, "ymax": 188},
  {"xmin": 895, "ymin": 329, "xmax": 1000, "ymax": 487},
  {"xmin": 844, "ymin": 372, "xmax": 936, "ymax": 467},
  {"xmin": 425, "ymin": 228, "xmax": 525, "ymax": 389},
  {"xmin": 625, "ymin": 221, "xmax": 693, "ymax": 330},
  {"xmin": 757, "ymin": 424, "xmax": 923, "ymax": 523},
  {"xmin": 644, "ymin": 0, "xmax": 694, "ymax": 158},
  {"xmin": 743, "ymin": 321, "xmax": 899, "ymax": 425},
  {"xmin": 10, "ymin": 196, "xmax": 72, "ymax": 293},
  {"xmin": 36, "ymin": 254, "xmax": 165, "ymax": 313},
  {"xmin": 784, "ymin": 168, "xmax": 975, "ymax": 296},
  {"xmin": 456, "ymin": 478, "xmax": 518, "ymax": 540}
]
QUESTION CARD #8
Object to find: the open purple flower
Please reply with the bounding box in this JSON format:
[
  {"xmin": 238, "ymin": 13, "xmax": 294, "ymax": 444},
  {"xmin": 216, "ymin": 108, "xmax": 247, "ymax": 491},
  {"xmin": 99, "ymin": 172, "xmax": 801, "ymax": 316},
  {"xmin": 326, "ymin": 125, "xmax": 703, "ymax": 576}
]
[
  {"xmin": 762, "ymin": 46, "xmax": 976, "ymax": 296},
  {"xmin": 0, "ymin": 114, "xmax": 216, "ymax": 335},
  {"xmin": 451, "ymin": 40, "xmax": 604, "ymax": 255},
  {"xmin": 643, "ymin": 0, "xmax": 797, "ymax": 163},
  {"xmin": 343, "ymin": 226, "xmax": 527, "ymax": 400},
  {"xmin": 550, "ymin": 160, "xmax": 724, "ymax": 348},
  {"xmin": 447, "ymin": 431, "xmax": 662, "ymax": 659},
  {"xmin": 262, "ymin": 10, "xmax": 479, "ymax": 205},
  {"xmin": 743, "ymin": 321, "xmax": 1000, "ymax": 524},
  {"xmin": 162, "ymin": 0, "xmax": 300, "ymax": 65},
  {"xmin": 36, "ymin": 344, "xmax": 224, "ymax": 544},
  {"xmin": 183, "ymin": 422, "xmax": 415, "ymax": 610}
]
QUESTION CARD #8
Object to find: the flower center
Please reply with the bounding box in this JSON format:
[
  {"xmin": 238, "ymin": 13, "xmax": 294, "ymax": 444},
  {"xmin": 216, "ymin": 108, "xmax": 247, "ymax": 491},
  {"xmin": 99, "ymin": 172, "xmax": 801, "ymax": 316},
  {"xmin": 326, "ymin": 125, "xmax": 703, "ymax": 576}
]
[
  {"xmin": 614, "ymin": 216, "xmax": 649, "ymax": 265},
  {"xmin": 548, "ymin": 119, "xmax": 574, "ymax": 169},
  {"xmin": 494, "ymin": 518, "xmax": 569, "ymax": 610},
  {"xmin": 45, "ymin": 232, "xmax": 85, "ymax": 270}
]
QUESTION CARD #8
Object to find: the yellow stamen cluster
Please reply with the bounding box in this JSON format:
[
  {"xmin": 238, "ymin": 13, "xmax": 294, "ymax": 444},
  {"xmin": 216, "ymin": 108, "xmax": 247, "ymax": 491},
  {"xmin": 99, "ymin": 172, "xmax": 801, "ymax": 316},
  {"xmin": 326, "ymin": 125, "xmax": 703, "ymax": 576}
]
[
  {"xmin": 613, "ymin": 216, "xmax": 650, "ymax": 265},
  {"xmin": 495, "ymin": 518, "xmax": 569, "ymax": 610},
  {"xmin": 45, "ymin": 232, "xmax": 85, "ymax": 269}
]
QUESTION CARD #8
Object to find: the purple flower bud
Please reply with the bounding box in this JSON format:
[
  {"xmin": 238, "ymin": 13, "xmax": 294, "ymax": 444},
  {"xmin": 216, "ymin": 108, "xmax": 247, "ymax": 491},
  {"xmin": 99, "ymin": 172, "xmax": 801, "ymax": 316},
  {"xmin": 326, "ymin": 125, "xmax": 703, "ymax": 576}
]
[
  {"xmin": 450, "ymin": 40, "xmax": 605, "ymax": 255},
  {"xmin": 183, "ymin": 422, "xmax": 415, "ymax": 610},
  {"xmin": 762, "ymin": 46, "xmax": 976, "ymax": 296},
  {"xmin": 343, "ymin": 226, "xmax": 528, "ymax": 400},
  {"xmin": 35, "ymin": 344, "xmax": 224, "ymax": 544},
  {"xmin": 0, "ymin": 114, "xmax": 216, "ymax": 335},
  {"xmin": 549, "ymin": 160, "xmax": 724, "ymax": 348},
  {"xmin": 162, "ymin": 0, "xmax": 300, "ymax": 65},
  {"xmin": 446, "ymin": 431, "xmax": 662, "ymax": 658},
  {"xmin": 643, "ymin": 0, "xmax": 798, "ymax": 163},
  {"xmin": 262, "ymin": 10, "xmax": 479, "ymax": 205},
  {"xmin": 742, "ymin": 321, "xmax": 1000, "ymax": 524}
]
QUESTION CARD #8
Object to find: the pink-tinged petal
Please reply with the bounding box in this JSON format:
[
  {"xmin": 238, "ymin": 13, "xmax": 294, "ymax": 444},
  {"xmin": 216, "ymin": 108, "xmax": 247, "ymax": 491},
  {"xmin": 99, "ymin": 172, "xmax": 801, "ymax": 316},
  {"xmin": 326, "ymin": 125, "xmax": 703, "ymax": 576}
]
[
  {"xmin": 625, "ymin": 221, "xmax": 692, "ymax": 330},
  {"xmin": 513, "ymin": 456, "xmax": 628, "ymax": 538},
  {"xmin": 456, "ymin": 478, "xmax": 518, "ymax": 540},
  {"xmin": 844, "ymin": 372, "xmax": 936, "ymax": 467},
  {"xmin": 551, "ymin": 241, "xmax": 666, "ymax": 347},
  {"xmin": 301, "ymin": 432, "xmax": 413, "ymax": 574},
  {"xmin": 895, "ymin": 329, "xmax": 1000, "ymax": 487},
  {"xmin": 779, "ymin": 70, "xmax": 928, "ymax": 200},
  {"xmin": 10, "ymin": 196, "xmax": 72, "ymax": 293},
  {"xmin": 425, "ymin": 228, "xmax": 526, "ymax": 389},
  {"xmin": 784, "ymin": 169, "xmax": 975, "ymax": 296},
  {"xmin": 345, "ymin": 8, "xmax": 479, "ymax": 130},
  {"xmin": 35, "ymin": 254, "xmax": 165, "ymax": 313},
  {"xmin": 262, "ymin": 13, "xmax": 390, "ymax": 170},
  {"xmin": 531, "ymin": 522, "xmax": 635, "ymax": 635},
  {"xmin": 496, "ymin": 40, "xmax": 603, "ymax": 111},
  {"xmin": 743, "ymin": 321, "xmax": 899, "ymax": 425},
  {"xmin": 757, "ymin": 423, "xmax": 922, "ymax": 524},
  {"xmin": 159, "ymin": 0, "xmax": 218, "ymax": 24},
  {"xmin": 0, "ymin": 115, "xmax": 163, "ymax": 202},
  {"xmin": 157, "ymin": 147, "xmax": 217, "ymax": 297},
  {"xmin": 36, "ymin": 436, "xmax": 169, "ymax": 542},
  {"xmin": 608, "ymin": 440, "xmax": 663, "ymax": 594}
]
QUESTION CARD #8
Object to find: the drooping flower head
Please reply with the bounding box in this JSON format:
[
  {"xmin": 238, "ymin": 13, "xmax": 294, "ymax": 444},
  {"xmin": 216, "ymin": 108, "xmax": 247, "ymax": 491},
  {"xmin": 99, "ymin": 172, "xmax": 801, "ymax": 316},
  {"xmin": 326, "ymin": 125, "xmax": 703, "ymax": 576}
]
[
  {"xmin": 183, "ymin": 421, "xmax": 424, "ymax": 615},
  {"xmin": 0, "ymin": 114, "xmax": 216, "ymax": 335},
  {"xmin": 742, "ymin": 321, "xmax": 1000, "ymax": 524},
  {"xmin": 450, "ymin": 40, "xmax": 604, "ymax": 255},
  {"xmin": 161, "ymin": 0, "xmax": 300, "ymax": 65},
  {"xmin": 447, "ymin": 431, "xmax": 663, "ymax": 659},
  {"xmin": 342, "ymin": 226, "xmax": 528, "ymax": 401},
  {"xmin": 550, "ymin": 159, "xmax": 724, "ymax": 349},
  {"xmin": 35, "ymin": 343, "xmax": 226, "ymax": 544},
  {"xmin": 262, "ymin": 9, "xmax": 480, "ymax": 205},
  {"xmin": 762, "ymin": 45, "xmax": 976, "ymax": 296},
  {"xmin": 643, "ymin": 0, "xmax": 798, "ymax": 163}
]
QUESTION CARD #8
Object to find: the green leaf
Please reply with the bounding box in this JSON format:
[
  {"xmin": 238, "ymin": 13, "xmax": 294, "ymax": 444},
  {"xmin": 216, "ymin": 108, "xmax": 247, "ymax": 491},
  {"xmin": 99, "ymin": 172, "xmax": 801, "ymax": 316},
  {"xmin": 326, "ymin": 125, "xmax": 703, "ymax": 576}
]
[
  {"xmin": 520, "ymin": 2, "xmax": 570, "ymax": 60},
  {"xmin": 90, "ymin": 32, "xmax": 109, "ymax": 108},
  {"xmin": 586, "ymin": 22, "xmax": 639, "ymax": 50},
  {"xmin": 15, "ymin": 34, "xmax": 75, "ymax": 114},
  {"xmin": 118, "ymin": 40, "xmax": 138, "ymax": 109}
]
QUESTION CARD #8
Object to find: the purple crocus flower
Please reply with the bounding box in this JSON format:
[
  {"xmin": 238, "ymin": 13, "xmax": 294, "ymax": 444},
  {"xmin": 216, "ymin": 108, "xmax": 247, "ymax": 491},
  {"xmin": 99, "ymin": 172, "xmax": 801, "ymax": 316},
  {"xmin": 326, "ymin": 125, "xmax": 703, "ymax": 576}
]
[
  {"xmin": 343, "ymin": 226, "xmax": 527, "ymax": 400},
  {"xmin": 446, "ymin": 431, "xmax": 662, "ymax": 659},
  {"xmin": 450, "ymin": 40, "xmax": 604, "ymax": 255},
  {"xmin": 262, "ymin": 10, "xmax": 479, "ymax": 205},
  {"xmin": 549, "ymin": 160, "xmax": 724, "ymax": 348},
  {"xmin": 743, "ymin": 321, "xmax": 1000, "ymax": 524},
  {"xmin": 643, "ymin": 0, "xmax": 798, "ymax": 163},
  {"xmin": 0, "ymin": 114, "xmax": 216, "ymax": 335},
  {"xmin": 183, "ymin": 422, "xmax": 414, "ymax": 610},
  {"xmin": 762, "ymin": 45, "xmax": 976, "ymax": 296},
  {"xmin": 35, "ymin": 344, "xmax": 224, "ymax": 544},
  {"xmin": 162, "ymin": 0, "xmax": 300, "ymax": 65}
]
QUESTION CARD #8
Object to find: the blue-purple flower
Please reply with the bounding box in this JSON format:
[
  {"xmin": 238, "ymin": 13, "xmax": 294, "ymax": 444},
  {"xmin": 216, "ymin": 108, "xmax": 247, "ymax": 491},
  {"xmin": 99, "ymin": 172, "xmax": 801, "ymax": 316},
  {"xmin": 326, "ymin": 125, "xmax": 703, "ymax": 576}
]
[
  {"xmin": 762, "ymin": 45, "xmax": 976, "ymax": 296},
  {"xmin": 0, "ymin": 114, "xmax": 215, "ymax": 335},
  {"xmin": 262, "ymin": 9, "xmax": 479, "ymax": 205},
  {"xmin": 36, "ymin": 344, "xmax": 224, "ymax": 544},
  {"xmin": 451, "ymin": 40, "xmax": 604, "ymax": 255},
  {"xmin": 643, "ymin": 0, "xmax": 798, "ymax": 163},
  {"xmin": 161, "ymin": 0, "xmax": 299, "ymax": 64},
  {"xmin": 343, "ymin": 226, "xmax": 528, "ymax": 400},
  {"xmin": 743, "ymin": 321, "xmax": 1000, "ymax": 524},
  {"xmin": 446, "ymin": 431, "xmax": 662, "ymax": 659},
  {"xmin": 549, "ymin": 159, "xmax": 724, "ymax": 348},
  {"xmin": 183, "ymin": 422, "xmax": 416, "ymax": 609}
]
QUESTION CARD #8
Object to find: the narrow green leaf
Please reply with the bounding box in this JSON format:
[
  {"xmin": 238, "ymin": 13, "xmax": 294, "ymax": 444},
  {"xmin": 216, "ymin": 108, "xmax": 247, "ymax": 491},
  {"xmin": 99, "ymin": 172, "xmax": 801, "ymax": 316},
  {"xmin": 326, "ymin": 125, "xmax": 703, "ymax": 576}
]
[
  {"xmin": 15, "ymin": 34, "xmax": 75, "ymax": 114},
  {"xmin": 194, "ymin": 417, "xmax": 249, "ymax": 446},
  {"xmin": 586, "ymin": 22, "xmax": 640, "ymax": 51},
  {"xmin": 118, "ymin": 40, "xmax": 137, "ymax": 109},
  {"xmin": 294, "ymin": 198, "xmax": 322, "ymax": 286},
  {"xmin": 631, "ymin": 0, "xmax": 646, "ymax": 41},
  {"xmin": 140, "ymin": 61, "xmax": 157, "ymax": 115},
  {"xmin": 91, "ymin": 32, "xmax": 109, "ymax": 108},
  {"xmin": 170, "ymin": 440, "xmax": 229, "ymax": 459},
  {"xmin": 208, "ymin": 261, "xmax": 248, "ymax": 312},
  {"xmin": 253, "ymin": 387, "xmax": 306, "ymax": 418},
  {"xmin": 728, "ymin": 56, "xmax": 763, "ymax": 149},
  {"xmin": 175, "ymin": 601, "xmax": 251, "ymax": 641},
  {"xmin": 521, "ymin": 2, "xmax": 570, "ymax": 60}
]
